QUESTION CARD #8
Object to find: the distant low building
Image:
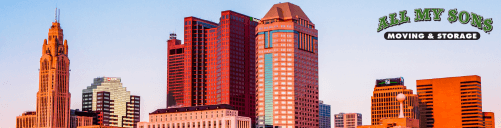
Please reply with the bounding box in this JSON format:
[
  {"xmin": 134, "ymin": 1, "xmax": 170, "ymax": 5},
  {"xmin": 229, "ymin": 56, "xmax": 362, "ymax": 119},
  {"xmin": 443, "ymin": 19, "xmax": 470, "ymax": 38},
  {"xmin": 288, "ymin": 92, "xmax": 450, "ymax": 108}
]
[
  {"xmin": 71, "ymin": 109, "xmax": 100, "ymax": 128},
  {"xmin": 358, "ymin": 93, "xmax": 419, "ymax": 128},
  {"xmin": 357, "ymin": 118, "xmax": 419, "ymax": 128},
  {"xmin": 78, "ymin": 125, "xmax": 125, "ymax": 128},
  {"xmin": 137, "ymin": 104, "xmax": 251, "ymax": 128},
  {"xmin": 16, "ymin": 111, "xmax": 36, "ymax": 128},
  {"xmin": 319, "ymin": 101, "xmax": 331, "ymax": 128},
  {"xmin": 334, "ymin": 113, "xmax": 362, "ymax": 128},
  {"xmin": 483, "ymin": 112, "xmax": 495, "ymax": 128}
]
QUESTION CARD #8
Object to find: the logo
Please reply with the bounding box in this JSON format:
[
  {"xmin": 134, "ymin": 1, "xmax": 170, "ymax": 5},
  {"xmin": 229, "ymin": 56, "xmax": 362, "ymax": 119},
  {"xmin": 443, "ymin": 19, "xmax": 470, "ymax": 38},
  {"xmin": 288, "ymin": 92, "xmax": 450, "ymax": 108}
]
[{"xmin": 377, "ymin": 8, "xmax": 493, "ymax": 40}]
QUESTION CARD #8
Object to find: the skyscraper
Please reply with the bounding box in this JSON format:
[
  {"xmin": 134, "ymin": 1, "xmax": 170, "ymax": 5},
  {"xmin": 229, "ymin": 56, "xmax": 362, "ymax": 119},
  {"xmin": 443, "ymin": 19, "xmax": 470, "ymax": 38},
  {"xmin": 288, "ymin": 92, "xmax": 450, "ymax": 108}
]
[
  {"xmin": 333, "ymin": 113, "xmax": 362, "ymax": 128},
  {"xmin": 166, "ymin": 10, "xmax": 258, "ymax": 124},
  {"xmin": 319, "ymin": 101, "xmax": 331, "ymax": 128},
  {"xmin": 255, "ymin": 2, "xmax": 319, "ymax": 128},
  {"xmin": 370, "ymin": 77, "xmax": 419, "ymax": 125},
  {"xmin": 82, "ymin": 77, "xmax": 140, "ymax": 128},
  {"xmin": 166, "ymin": 33, "xmax": 184, "ymax": 108},
  {"xmin": 416, "ymin": 75, "xmax": 485, "ymax": 128},
  {"xmin": 37, "ymin": 10, "xmax": 71, "ymax": 127}
]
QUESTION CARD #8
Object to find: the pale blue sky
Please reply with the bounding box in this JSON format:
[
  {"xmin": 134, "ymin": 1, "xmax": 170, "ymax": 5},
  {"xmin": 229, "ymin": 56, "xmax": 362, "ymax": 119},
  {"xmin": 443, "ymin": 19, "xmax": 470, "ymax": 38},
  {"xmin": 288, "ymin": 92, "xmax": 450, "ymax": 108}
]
[{"xmin": 1, "ymin": 0, "xmax": 500, "ymax": 127}]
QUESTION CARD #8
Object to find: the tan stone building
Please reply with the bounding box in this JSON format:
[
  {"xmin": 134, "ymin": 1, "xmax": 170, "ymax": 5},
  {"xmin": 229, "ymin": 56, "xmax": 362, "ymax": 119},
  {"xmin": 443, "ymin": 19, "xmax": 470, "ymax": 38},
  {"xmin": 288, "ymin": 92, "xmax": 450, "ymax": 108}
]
[
  {"xmin": 137, "ymin": 104, "xmax": 251, "ymax": 128},
  {"xmin": 82, "ymin": 77, "xmax": 140, "ymax": 128},
  {"xmin": 16, "ymin": 111, "xmax": 37, "ymax": 128}
]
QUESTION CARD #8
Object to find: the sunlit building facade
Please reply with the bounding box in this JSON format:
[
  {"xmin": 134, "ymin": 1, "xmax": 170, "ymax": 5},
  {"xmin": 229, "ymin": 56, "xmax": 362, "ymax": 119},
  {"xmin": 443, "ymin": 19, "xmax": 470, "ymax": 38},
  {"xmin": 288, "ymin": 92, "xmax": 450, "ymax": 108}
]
[
  {"xmin": 82, "ymin": 77, "xmax": 140, "ymax": 128},
  {"xmin": 37, "ymin": 13, "xmax": 71, "ymax": 128},
  {"xmin": 16, "ymin": 111, "xmax": 37, "ymax": 128},
  {"xmin": 370, "ymin": 77, "xmax": 419, "ymax": 125},
  {"xmin": 137, "ymin": 104, "xmax": 251, "ymax": 128},
  {"xmin": 334, "ymin": 113, "xmax": 362, "ymax": 128},
  {"xmin": 255, "ymin": 2, "xmax": 319, "ymax": 128},
  {"xmin": 166, "ymin": 33, "xmax": 184, "ymax": 108},
  {"xmin": 416, "ymin": 75, "xmax": 486, "ymax": 128},
  {"xmin": 168, "ymin": 10, "xmax": 258, "ymax": 124},
  {"xmin": 483, "ymin": 112, "xmax": 495, "ymax": 128}
]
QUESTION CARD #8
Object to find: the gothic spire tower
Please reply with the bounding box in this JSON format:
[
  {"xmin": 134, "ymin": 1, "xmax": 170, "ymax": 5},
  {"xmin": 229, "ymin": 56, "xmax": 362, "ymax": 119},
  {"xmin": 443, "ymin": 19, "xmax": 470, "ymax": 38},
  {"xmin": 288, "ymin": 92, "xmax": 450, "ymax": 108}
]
[{"xmin": 36, "ymin": 8, "xmax": 71, "ymax": 128}]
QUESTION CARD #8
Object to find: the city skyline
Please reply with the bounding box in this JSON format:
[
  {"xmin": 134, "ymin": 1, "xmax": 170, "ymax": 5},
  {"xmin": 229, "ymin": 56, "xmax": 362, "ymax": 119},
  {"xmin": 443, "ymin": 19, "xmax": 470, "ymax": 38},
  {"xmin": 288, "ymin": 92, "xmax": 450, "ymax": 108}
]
[{"xmin": 1, "ymin": 0, "xmax": 501, "ymax": 128}]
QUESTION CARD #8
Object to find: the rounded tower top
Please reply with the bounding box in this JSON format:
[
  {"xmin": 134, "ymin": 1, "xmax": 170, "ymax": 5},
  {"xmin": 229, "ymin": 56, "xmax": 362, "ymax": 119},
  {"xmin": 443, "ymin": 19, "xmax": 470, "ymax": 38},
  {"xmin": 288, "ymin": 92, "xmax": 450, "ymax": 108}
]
[{"xmin": 396, "ymin": 93, "xmax": 406, "ymax": 101}]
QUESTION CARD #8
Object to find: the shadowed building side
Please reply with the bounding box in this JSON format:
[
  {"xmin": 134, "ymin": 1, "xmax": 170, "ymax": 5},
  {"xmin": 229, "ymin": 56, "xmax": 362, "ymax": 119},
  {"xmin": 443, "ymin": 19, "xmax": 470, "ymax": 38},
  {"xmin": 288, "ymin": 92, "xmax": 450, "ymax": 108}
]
[{"xmin": 319, "ymin": 101, "xmax": 331, "ymax": 128}]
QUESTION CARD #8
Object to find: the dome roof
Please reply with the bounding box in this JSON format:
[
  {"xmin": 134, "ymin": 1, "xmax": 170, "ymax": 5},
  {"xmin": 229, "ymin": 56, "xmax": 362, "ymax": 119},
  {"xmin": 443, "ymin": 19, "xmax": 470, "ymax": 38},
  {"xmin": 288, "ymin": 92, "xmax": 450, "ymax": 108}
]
[{"xmin": 262, "ymin": 2, "xmax": 311, "ymax": 22}]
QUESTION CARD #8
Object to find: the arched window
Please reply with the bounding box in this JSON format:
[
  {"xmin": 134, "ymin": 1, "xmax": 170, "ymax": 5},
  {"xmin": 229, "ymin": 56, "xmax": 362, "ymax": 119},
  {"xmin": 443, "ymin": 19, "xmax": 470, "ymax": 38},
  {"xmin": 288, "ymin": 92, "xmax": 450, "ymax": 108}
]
[{"xmin": 43, "ymin": 60, "xmax": 49, "ymax": 70}]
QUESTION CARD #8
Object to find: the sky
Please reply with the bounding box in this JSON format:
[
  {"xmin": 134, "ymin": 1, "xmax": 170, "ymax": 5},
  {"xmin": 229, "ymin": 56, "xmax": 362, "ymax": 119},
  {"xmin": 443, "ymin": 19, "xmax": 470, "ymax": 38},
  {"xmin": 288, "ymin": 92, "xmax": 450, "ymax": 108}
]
[{"xmin": 1, "ymin": 0, "xmax": 500, "ymax": 127}]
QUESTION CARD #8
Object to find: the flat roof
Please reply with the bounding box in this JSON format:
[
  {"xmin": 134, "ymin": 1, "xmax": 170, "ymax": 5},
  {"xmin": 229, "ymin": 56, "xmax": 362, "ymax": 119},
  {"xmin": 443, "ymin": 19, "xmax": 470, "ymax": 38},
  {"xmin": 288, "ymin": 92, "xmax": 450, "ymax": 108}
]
[{"xmin": 150, "ymin": 104, "xmax": 235, "ymax": 115}]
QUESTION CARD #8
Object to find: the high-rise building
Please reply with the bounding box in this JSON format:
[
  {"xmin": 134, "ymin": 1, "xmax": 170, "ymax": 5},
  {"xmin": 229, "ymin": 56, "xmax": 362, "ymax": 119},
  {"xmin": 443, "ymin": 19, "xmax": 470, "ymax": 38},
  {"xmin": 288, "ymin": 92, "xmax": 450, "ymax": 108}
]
[
  {"xmin": 483, "ymin": 112, "xmax": 495, "ymax": 128},
  {"xmin": 137, "ymin": 104, "xmax": 252, "ymax": 128},
  {"xmin": 166, "ymin": 33, "xmax": 184, "ymax": 108},
  {"xmin": 371, "ymin": 77, "xmax": 419, "ymax": 125},
  {"xmin": 82, "ymin": 77, "xmax": 140, "ymax": 128},
  {"xmin": 255, "ymin": 2, "xmax": 319, "ymax": 128},
  {"xmin": 16, "ymin": 111, "xmax": 36, "ymax": 128},
  {"xmin": 416, "ymin": 75, "xmax": 485, "ymax": 128},
  {"xmin": 166, "ymin": 10, "xmax": 258, "ymax": 124},
  {"xmin": 319, "ymin": 101, "xmax": 331, "ymax": 128},
  {"xmin": 333, "ymin": 113, "xmax": 362, "ymax": 128},
  {"xmin": 37, "ymin": 9, "xmax": 71, "ymax": 128},
  {"xmin": 203, "ymin": 11, "xmax": 257, "ymax": 121}
]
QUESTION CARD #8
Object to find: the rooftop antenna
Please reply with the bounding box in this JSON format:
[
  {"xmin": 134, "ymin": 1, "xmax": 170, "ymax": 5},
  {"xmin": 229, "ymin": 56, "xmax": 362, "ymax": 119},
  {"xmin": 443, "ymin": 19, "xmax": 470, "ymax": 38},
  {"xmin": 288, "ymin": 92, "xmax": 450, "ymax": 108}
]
[
  {"xmin": 55, "ymin": 7, "xmax": 58, "ymax": 22},
  {"xmin": 58, "ymin": 9, "xmax": 60, "ymax": 23}
]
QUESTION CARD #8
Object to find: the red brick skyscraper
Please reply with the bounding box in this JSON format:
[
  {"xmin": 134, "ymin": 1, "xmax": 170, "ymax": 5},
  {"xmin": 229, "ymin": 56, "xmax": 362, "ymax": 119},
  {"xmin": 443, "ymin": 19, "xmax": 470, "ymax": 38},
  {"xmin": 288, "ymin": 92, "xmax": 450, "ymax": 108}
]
[
  {"xmin": 37, "ymin": 10, "xmax": 71, "ymax": 128},
  {"xmin": 166, "ymin": 10, "xmax": 258, "ymax": 124},
  {"xmin": 166, "ymin": 33, "xmax": 184, "ymax": 107},
  {"xmin": 255, "ymin": 2, "xmax": 319, "ymax": 128}
]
